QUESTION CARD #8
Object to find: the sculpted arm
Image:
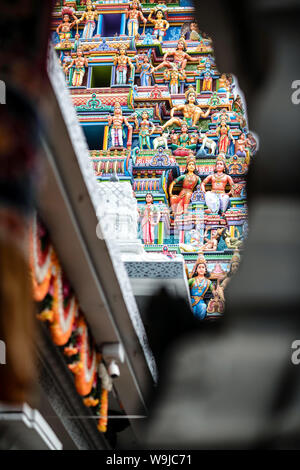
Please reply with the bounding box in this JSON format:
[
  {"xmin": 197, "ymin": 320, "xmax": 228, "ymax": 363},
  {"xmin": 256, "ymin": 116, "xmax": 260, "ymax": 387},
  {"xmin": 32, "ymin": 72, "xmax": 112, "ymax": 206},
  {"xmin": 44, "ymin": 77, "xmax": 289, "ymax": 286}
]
[{"xmin": 201, "ymin": 174, "xmax": 212, "ymax": 192}]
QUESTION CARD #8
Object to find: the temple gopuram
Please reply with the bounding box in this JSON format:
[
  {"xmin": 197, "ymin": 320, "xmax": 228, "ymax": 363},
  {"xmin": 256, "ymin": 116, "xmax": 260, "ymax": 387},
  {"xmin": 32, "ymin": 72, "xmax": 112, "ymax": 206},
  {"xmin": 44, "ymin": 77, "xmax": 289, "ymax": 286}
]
[{"xmin": 16, "ymin": 0, "xmax": 258, "ymax": 449}]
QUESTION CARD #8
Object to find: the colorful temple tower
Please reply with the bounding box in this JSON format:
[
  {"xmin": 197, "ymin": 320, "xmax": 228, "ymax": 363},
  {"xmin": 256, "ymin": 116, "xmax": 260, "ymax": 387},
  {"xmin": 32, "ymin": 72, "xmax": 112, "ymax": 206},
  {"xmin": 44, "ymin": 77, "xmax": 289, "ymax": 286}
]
[{"xmin": 52, "ymin": 0, "xmax": 257, "ymax": 320}]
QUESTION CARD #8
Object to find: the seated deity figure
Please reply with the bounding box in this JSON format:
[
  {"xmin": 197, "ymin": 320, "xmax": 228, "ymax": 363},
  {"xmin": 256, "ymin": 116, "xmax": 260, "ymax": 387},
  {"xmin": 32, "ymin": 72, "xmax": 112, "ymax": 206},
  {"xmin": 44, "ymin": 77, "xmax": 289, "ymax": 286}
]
[
  {"xmin": 76, "ymin": 0, "xmax": 99, "ymax": 39},
  {"xmin": 163, "ymin": 62, "xmax": 186, "ymax": 95},
  {"xmin": 187, "ymin": 253, "xmax": 215, "ymax": 320},
  {"xmin": 201, "ymin": 156, "xmax": 234, "ymax": 215},
  {"xmin": 171, "ymin": 123, "xmax": 197, "ymax": 155},
  {"xmin": 67, "ymin": 49, "xmax": 89, "ymax": 87},
  {"xmin": 113, "ymin": 44, "xmax": 134, "ymax": 86},
  {"xmin": 148, "ymin": 7, "xmax": 169, "ymax": 43},
  {"xmin": 154, "ymin": 37, "xmax": 196, "ymax": 72},
  {"xmin": 162, "ymin": 86, "xmax": 211, "ymax": 130},
  {"xmin": 202, "ymin": 227, "xmax": 223, "ymax": 251},
  {"xmin": 135, "ymin": 111, "xmax": 156, "ymax": 150},
  {"xmin": 56, "ymin": 7, "xmax": 78, "ymax": 43},
  {"xmin": 136, "ymin": 54, "xmax": 154, "ymax": 87},
  {"xmin": 169, "ymin": 155, "xmax": 201, "ymax": 216},
  {"xmin": 234, "ymin": 132, "xmax": 251, "ymax": 159},
  {"xmin": 126, "ymin": 0, "xmax": 147, "ymax": 37},
  {"xmin": 107, "ymin": 103, "xmax": 132, "ymax": 148}
]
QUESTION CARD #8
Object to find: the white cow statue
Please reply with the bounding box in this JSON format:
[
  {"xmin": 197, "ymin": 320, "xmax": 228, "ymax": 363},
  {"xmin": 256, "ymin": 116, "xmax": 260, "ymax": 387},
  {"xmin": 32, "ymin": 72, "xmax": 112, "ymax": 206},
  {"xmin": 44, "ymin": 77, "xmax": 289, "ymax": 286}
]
[
  {"xmin": 199, "ymin": 131, "xmax": 217, "ymax": 155},
  {"xmin": 153, "ymin": 130, "xmax": 169, "ymax": 150}
]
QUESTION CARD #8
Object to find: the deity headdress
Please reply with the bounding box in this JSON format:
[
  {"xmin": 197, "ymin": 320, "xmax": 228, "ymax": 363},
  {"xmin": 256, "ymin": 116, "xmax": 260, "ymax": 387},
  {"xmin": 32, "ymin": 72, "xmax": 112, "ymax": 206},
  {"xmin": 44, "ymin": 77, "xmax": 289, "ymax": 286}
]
[
  {"xmin": 185, "ymin": 85, "xmax": 197, "ymax": 101},
  {"xmin": 61, "ymin": 6, "xmax": 75, "ymax": 18},
  {"xmin": 196, "ymin": 253, "xmax": 207, "ymax": 265},
  {"xmin": 186, "ymin": 154, "xmax": 196, "ymax": 166},
  {"xmin": 114, "ymin": 101, "xmax": 122, "ymax": 112},
  {"xmin": 130, "ymin": 0, "xmax": 142, "ymax": 9},
  {"xmin": 216, "ymin": 153, "xmax": 226, "ymax": 164},
  {"xmin": 177, "ymin": 36, "xmax": 187, "ymax": 51},
  {"xmin": 231, "ymin": 251, "xmax": 241, "ymax": 265},
  {"xmin": 114, "ymin": 43, "xmax": 130, "ymax": 52},
  {"xmin": 86, "ymin": 0, "xmax": 95, "ymax": 9}
]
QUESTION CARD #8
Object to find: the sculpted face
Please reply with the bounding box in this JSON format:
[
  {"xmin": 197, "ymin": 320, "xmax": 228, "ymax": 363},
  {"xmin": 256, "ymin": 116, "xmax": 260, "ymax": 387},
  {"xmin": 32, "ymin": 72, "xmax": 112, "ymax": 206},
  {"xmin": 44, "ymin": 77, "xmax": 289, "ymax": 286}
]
[
  {"xmin": 142, "ymin": 111, "xmax": 149, "ymax": 119},
  {"xmin": 63, "ymin": 14, "xmax": 70, "ymax": 22},
  {"xmin": 178, "ymin": 40, "xmax": 184, "ymax": 50},
  {"xmin": 197, "ymin": 263, "xmax": 206, "ymax": 276},
  {"xmin": 146, "ymin": 194, "xmax": 153, "ymax": 203},
  {"xmin": 114, "ymin": 105, "xmax": 122, "ymax": 115},
  {"xmin": 132, "ymin": 0, "xmax": 138, "ymax": 8},
  {"xmin": 120, "ymin": 47, "xmax": 126, "ymax": 55},
  {"xmin": 216, "ymin": 160, "xmax": 225, "ymax": 172},
  {"xmin": 187, "ymin": 161, "xmax": 195, "ymax": 172},
  {"xmin": 157, "ymin": 11, "xmax": 163, "ymax": 19},
  {"xmin": 188, "ymin": 92, "xmax": 196, "ymax": 103},
  {"xmin": 182, "ymin": 124, "xmax": 188, "ymax": 133},
  {"xmin": 231, "ymin": 261, "xmax": 239, "ymax": 274}
]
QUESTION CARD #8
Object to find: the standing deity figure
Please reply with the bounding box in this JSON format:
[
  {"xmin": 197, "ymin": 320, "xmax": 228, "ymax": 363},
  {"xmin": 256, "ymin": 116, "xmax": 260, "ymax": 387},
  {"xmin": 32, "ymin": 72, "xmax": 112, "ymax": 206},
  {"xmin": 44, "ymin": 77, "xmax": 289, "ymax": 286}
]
[
  {"xmin": 113, "ymin": 44, "xmax": 134, "ymax": 85},
  {"xmin": 56, "ymin": 7, "xmax": 78, "ymax": 43},
  {"xmin": 162, "ymin": 86, "xmax": 211, "ymax": 130},
  {"xmin": 136, "ymin": 54, "xmax": 154, "ymax": 87},
  {"xmin": 126, "ymin": 0, "xmax": 147, "ymax": 37},
  {"xmin": 135, "ymin": 111, "xmax": 156, "ymax": 150},
  {"xmin": 107, "ymin": 103, "xmax": 132, "ymax": 148},
  {"xmin": 201, "ymin": 61, "xmax": 214, "ymax": 92},
  {"xmin": 76, "ymin": 0, "xmax": 99, "ymax": 39},
  {"xmin": 67, "ymin": 49, "xmax": 88, "ymax": 87},
  {"xmin": 139, "ymin": 193, "xmax": 161, "ymax": 244},
  {"xmin": 201, "ymin": 156, "xmax": 234, "ymax": 215},
  {"xmin": 169, "ymin": 156, "xmax": 201, "ymax": 216},
  {"xmin": 155, "ymin": 37, "xmax": 196, "ymax": 72},
  {"xmin": 217, "ymin": 115, "xmax": 234, "ymax": 155},
  {"xmin": 148, "ymin": 7, "xmax": 169, "ymax": 43},
  {"xmin": 163, "ymin": 63, "xmax": 186, "ymax": 95},
  {"xmin": 61, "ymin": 51, "xmax": 72, "ymax": 83},
  {"xmin": 188, "ymin": 254, "xmax": 215, "ymax": 320}
]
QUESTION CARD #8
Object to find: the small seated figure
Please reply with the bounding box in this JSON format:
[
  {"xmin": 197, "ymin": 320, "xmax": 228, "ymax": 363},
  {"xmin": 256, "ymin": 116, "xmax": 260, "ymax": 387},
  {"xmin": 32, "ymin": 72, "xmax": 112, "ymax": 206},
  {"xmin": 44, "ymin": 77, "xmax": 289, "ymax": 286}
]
[
  {"xmin": 201, "ymin": 156, "xmax": 234, "ymax": 215},
  {"xmin": 126, "ymin": 0, "xmax": 147, "ymax": 37},
  {"xmin": 169, "ymin": 155, "xmax": 201, "ymax": 216},
  {"xmin": 171, "ymin": 123, "xmax": 197, "ymax": 156},
  {"xmin": 113, "ymin": 44, "xmax": 134, "ymax": 86},
  {"xmin": 179, "ymin": 229, "xmax": 201, "ymax": 253},
  {"xmin": 56, "ymin": 7, "xmax": 78, "ymax": 44},
  {"xmin": 234, "ymin": 132, "xmax": 251, "ymax": 159},
  {"xmin": 162, "ymin": 86, "xmax": 212, "ymax": 130},
  {"xmin": 67, "ymin": 49, "xmax": 88, "ymax": 87},
  {"xmin": 148, "ymin": 7, "xmax": 169, "ymax": 43},
  {"xmin": 188, "ymin": 254, "xmax": 215, "ymax": 320},
  {"xmin": 138, "ymin": 193, "xmax": 161, "ymax": 244},
  {"xmin": 135, "ymin": 111, "xmax": 156, "ymax": 150},
  {"xmin": 154, "ymin": 37, "xmax": 196, "ymax": 72},
  {"xmin": 107, "ymin": 102, "xmax": 132, "ymax": 148},
  {"xmin": 223, "ymin": 226, "xmax": 243, "ymax": 250},
  {"xmin": 202, "ymin": 227, "xmax": 223, "ymax": 251}
]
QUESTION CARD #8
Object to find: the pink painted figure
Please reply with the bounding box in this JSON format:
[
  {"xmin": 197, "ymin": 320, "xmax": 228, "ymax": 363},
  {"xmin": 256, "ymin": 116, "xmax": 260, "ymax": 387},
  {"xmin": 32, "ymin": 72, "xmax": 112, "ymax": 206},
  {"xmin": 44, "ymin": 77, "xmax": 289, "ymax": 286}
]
[{"xmin": 139, "ymin": 193, "xmax": 160, "ymax": 244}]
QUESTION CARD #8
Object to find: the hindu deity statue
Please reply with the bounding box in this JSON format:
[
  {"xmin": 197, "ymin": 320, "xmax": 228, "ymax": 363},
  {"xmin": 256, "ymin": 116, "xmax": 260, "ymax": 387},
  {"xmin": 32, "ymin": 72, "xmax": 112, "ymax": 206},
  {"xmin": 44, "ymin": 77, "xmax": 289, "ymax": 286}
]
[
  {"xmin": 61, "ymin": 51, "xmax": 72, "ymax": 82},
  {"xmin": 216, "ymin": 114, "xmax": 234, "ymax": 155},
  {"xmin": 136, "ymin": 54, "xmax": 154, "ymax": 87},
  {"xmin": 218, "ymin": 73, "xmax": 231, "ymax": 93},
  {"xmin": 107, "ymin": 102, "xmax": 132, "ymax": 148},
  {"xmin": 162, "ymin": 86, "xmax": 211, "ymax": 130},
  {"xmin": 169, "ymin": 155, "xmax": 201, "ymax": 215},
  {"xmin": 155, "ymin": 37, "xmax": 196, "ymax": 73},
  {"xmin": 202, "ymin": 227, "xmax": 223, "ymax": 251},
  {"xmin": 189, "ymin": 21, "xmax": 201, "ymax": 41},
  {"xmin": 148, "ymin": 7, "xmax": 170, "ymax": 43},
  {"xmin": 170, "ymin": 123, "xmax": 197, "ymax": 153},
  {"xmin": 201, "ymin": 61, "xmax": 214, "ymax": 92},
  {"xmin": 126, "ymin": 0, "xmax": 147, "ymax": 37},
  {"xmin": 163, "ymin": 62, "xmax": 186, "ymax": 95},
  {"xmin": 234, "ymin": 132, "xmax": 251, "ymax": 159},
  {"xmin": 211, "ymin": 251, "xmax": 240, "ymax": 308},
  {"xmin": 67, "ymin": 49, "xmax": 89, "ymax": 87},
  {"xmin": 223, "ymin": 226, "xmax": 243, "ymax": 250},
  {"xmin": 138, "ymin": 193, "xmax": 161, "ymax": 244},
  {"xmin": 188, "ymin": 253, "xmax": 215, "ymax": 320},
  {"xmin": 135, "ymin": 111, "xmax": 156, "ymax": 150},
  {"xmin": 113, "ymin": 44, "xmax": 134, "ymax": 85},
  {"xmin": 201, "ymin": 156, "xmax": 234, "ymax": 215},
  {"xmin": 76, "ymin": 0, "xmax": 99, "ymax": 39},
  {"xmin": 56, "ymin": 7, "xmax": 78, "ymax": 44}
]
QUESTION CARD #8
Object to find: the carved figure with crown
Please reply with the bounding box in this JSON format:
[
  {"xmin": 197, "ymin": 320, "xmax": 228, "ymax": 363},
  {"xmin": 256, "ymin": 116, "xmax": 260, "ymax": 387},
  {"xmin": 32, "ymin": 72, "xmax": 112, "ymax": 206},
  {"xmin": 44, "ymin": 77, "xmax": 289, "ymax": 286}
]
[
  {"xmin": 162, "ymin": 86, "xmax": 212, "ymax": 130},
  {"xmin": 126, "ymin": 0, "xmax": 147, "ymax": 38},
  {"xmin": 201, "ymin": 155, "xmax": 234, "ymax": 215},
  {"xmin": 148, "ymin": 6, "xmax": 169, "ymax": 43},
  {"xmin": 113, "ymin": 44, "xmax": 134, "ymax": 86},
  {"xmin": 107, "ymin": 103, "xmax": 132, "ymax": 149},
  {"xmin": 187, "ymin": 253, "xmax": 215, "ymax": 320},
  {"xmin": 169, "ymin": 155, "xmax": 201, "ymax": 216},
  {"xmin": 56, "ymin": 7, "xmax": 78, "ymax": 47},
  {"xmin": 76, "ymin": 0, "xmax": 99, "ymax": 39},
  {"xmin": 155, "ymin": 37, "xmax": 196, "ymax": 72}
]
